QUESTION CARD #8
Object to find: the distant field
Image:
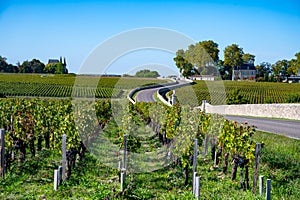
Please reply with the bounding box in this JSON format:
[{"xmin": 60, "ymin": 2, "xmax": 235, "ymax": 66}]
[
  {"xmin": 0, "ymin": 74, "xmax": 167, "ymax": 98},
  {"xmin": 175, "ymin": 80, "xmax": 300, "ymax": 106}
]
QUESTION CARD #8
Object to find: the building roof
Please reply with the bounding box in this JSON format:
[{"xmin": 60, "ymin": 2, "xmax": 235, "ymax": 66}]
[
  {"xmin": 190, "ymin": 75, "xmax": 214, "ymax": 77},
  {"xmin": 233, "ymin": 63, "xmax": 256, "ymax": 70},
  {"xmin": 48, "ymin": 59, "xmax": 60, "ymax": 64}
]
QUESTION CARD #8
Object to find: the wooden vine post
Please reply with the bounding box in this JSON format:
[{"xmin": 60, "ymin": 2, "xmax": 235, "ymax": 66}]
[
  {"xmin": 194, "ymin": 176, "xmax": 200, "ymax": 199},
  {"xmin": 252, "ymin": 142, "xmax": 261, "ymax": 194},
  {"xmin": 266, "ymin": 179, "xmax": 271, "ymax": 200},
  {"xmin": 54, "ymin": 169, "xmax": 58, "ymax": 190},
  {"xmin": 120, "ymin": 134, "xmax": 128, "ymax": 192},
  {"xmin": 192, "ymin": 139, "xmax": 198, "ymax": 194},
  {"xmin": 259, "ymin": 175, "xmax": 264, "ymax": 196},
  {"xmin": 0, "ymin": 129, "xmax": 5, "ymax": 178},
  {"xmin": 202, "ymin": 100, "xmax": 207, "ymax": 113},
  {"xmin": 62, "ymin": 134, "xmax": 67, "ymax": 182},
  {"xmin": 123, "ymin": 134, "xmax": 127, "ymax": 170}
]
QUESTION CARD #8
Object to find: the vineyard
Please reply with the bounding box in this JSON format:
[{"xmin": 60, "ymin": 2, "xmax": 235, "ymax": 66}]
[
  {"xmin": 0, "ymin": 74, "xmax": 167, "ymax": 98},
  {"xmin": 0, "ymin": 97, "xmax": 299, "ymax": 199},
  {"xmin": 175, "ymin": 80, "xmax": 300, "ymax": 106}
]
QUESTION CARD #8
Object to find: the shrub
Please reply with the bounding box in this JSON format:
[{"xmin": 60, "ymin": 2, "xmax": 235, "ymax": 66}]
[
  {"xmin": 227, "ymin": 89, "xmax": 249, "ymax": 105},
  {"xmin": 285, "ymin": 94, "xmax": 300, "ymax": 103}
]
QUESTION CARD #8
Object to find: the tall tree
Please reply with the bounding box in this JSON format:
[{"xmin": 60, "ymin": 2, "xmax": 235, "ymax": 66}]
[
  {"xmin": 19, "ymin": 61, "xmax": 33, "ymax": 73},
  {"xmin": 287, "ymin": 52, "xmax": 300, "ymax": 76},
  {"xmin": 223, "ymin": 44, "xmax": 244, "ymax": 79},
  {"xmin": 18, "ymin": 59, "xmax": 45, "ymax": 73},
  {"xmin": 242, "ymin": 53, "xmax": 255, "ymax": 64},
  {"xmin": 30, "ymin": 59, "xmax": 45, "ymax": 73},
  {"xmin": 0, "ymin": 56, "xmax": 8, "ymax": 72},
  {"xmin": 287, "ymin": 59, "xmax": 297, "ymax": 75},
  {"xmin": 295, "ymin": 52, "xmax": 300, "ymax": 68},
  {"xmin": 272, "ymin": 59, "xmax": 289, "ymax": 81},
  {"xmin": 199, "ymin": 40, "xmax": 219, "ymax": 63},
  {"xmin": 135, "ymin": 69, "xmax": 160, "ymax": 78},
  {"xmin": 256, "ymin": 62, "xmax": 271, "ymax": 81},
  {"xmin": 44, "ymin": 62, "xmax": 65, "ymax": 74},
  {"xmin": 173, "ymin": 52, "xmax": 196, "ymax": 78},
  {"xmin": 184, "ymin": 40, "xmax": 219, "ymax": 75}
]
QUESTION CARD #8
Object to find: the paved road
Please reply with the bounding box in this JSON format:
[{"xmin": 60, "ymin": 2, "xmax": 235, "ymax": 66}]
[
  {"xmin": 225, "ymin": 116, "xmax": 300, "ymax": 139},
  {"xmin": 136, "ymin": 88, "xmax": 160, "ymax": 102},
  {"xmin": 135, "ymin": 81, "xmax": 191, "ymax": 102}
]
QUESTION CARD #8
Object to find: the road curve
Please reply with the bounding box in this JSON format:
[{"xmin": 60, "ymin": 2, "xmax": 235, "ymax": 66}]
[
  {"xmin": 135, "ymin": 88, "xmax": 159, "ymax": 102},
  {"xmin": 135, "ymin": 81, "xmax": 191, "ymax": 103},
  {"xmin": 225, "ymin": 116, "xmax": 300, "ymax": 140}
]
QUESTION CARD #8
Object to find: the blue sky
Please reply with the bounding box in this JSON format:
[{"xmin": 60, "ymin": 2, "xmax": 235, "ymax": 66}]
[{"xmin": 0, "ymin": 0, "xmax": 299, "ymax": 75}]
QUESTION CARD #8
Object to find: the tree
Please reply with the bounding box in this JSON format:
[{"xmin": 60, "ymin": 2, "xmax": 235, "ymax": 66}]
[
  {"xmin": 296, "ymin": 52, "xmax": 300, "ymax": 69},
  {"xmin": 287, "ymin": 59, "xmax": 297, "ymax": 75},
  {"xmin": 30, "ymin": 59, "xmax": 45, "ymax": 73},
  {"xmin": 18, "ymin": 59, "xmax": 45, "ymax": 73},
  {"xmin": 173, "ymin": 53, "xmax": 196, "ymax": 78},
  {"xmin": 0, "ymin": 56, "xmax": 8, "ymax": 72},
  {"xmin": 217, "ymin": 60, "xmax": 230, "ymax": 80},
  {"xmin": 19, "ymin": 60, "xmax": 32, "ymax": 73},
  {"xmin": 198, "ymin": 40, "xmax": 219, "ymax": 63},
  {"xmin": 135, "ymin": 69, "xmax": 160, "ymax": 78},
  {"xmin": 44, "ymin": 62, "xmax": 66, "ymax": 74},
  {"xmin": 174, "ymin": 40, "xmax": 219, "ymax": 77},
  {"xmin": 224, "ymin": 44, "xmax": 244, "ymax": 79},
  {"xmin": 287, "ymin": 52, "xmax": 300, "ymax": 76},
  {"xmin": 272, "ymin": 59, "xmax": 289, "ymax": 81},
  {"xmin": 242, "ymin": 53, "xmax": 255, "ymax": 64},
  {"xmin": 184, "ymin": 40, "xmax": 219, "ymax": 75},
  {"xmin": 256, "ymin": 62, "xmax": 271, "ymax": 81}
]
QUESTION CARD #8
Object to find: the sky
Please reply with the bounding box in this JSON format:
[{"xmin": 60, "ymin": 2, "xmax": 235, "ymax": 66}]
[{"xmin": 0, "ymin": 0, "xmax": 299, "ymax": 76}]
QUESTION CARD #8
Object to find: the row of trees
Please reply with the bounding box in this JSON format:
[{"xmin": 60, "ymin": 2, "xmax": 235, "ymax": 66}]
[
  {"xmin": 174, "ymin": 40, "xmax": 300, "ymax": 81},
  {"xmin": 123, "ymin": 69, "xmax": 160, "ymax": 78},
  {"xmin": 134, "ymin": 69, "xmax": 160, "ymax": 78},
  {"xmin": 0, "ymin": 56, "xmax": 68, "ymax": 74}
]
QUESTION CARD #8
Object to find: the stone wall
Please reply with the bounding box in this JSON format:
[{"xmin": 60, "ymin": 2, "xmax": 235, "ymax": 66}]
[{"xmin": 199, "ymin": 103, "xmax": 300, "ymax": 120}]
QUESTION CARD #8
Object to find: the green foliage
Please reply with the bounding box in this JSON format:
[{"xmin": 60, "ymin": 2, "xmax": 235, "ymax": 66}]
[
  {"xmin": 218, "ymin": 120, "xmax": 256, "ymax": 164},
  {"xmin": 223, "ymin": 44, "xmax": 244, "ymax": 78},
  {"xmin": 174, "ymin": 40, "xmax": 220, "ymax": 77},
  {"xmin": 44, "ymin": 62, "xmax": 66, "ymax": 74},
  {"xmin": 253, "ymin": 131, "xmax": 300, "ymax": 199},
  {"xmin": 185, "ymin": 41, "xmax": 219, "ymax": 74},
  {"xmin": 135, "ymin": 69, "xmax": 160, "ymax": 78},
  {"xmin": 0, "ymin": 56, "xmax": 18, "ymax": 73},
  {"xmin": 0, "ymin": 55, "xmax": 69, "ymax": 74},
  {"xmin": 173, "ymin": 106, "xmax": 202, "ymax": 168},
  {"xmin": 285, "ymin": 93, "xmax": 300, "ymax": 103},
  {"xmin": 227, "ymin": 88, "xmax": 249, "ymax": 105},
  {"xmin": 242, "ymin": 53, "xmax": 255, "ymax": 64},
  {"xmin": 272, "ymin": 59, "xmax": 289, "ymax": 81},
  {"xmin": 0, "ymin": 93, "xmax": 5, "ymax": 98},
  {"xmin": 173, "ymin": 54, "xmax": 196, "ymax": 78},
  {"xmin": 174, "ymin": 81, "xmax": 300, "ymax": 106},
  {"xmin": 0, "ymin": 74, "xmax": 167, "ymax": 98},
  {"xmin": 0, "ymin": 98, "xmax": 113, "ymax": 155},
  {"xmin": 0, "ymin": 98, "xmax": 299, "ymax": 199},
  {"xmin": 0, "ymin": 151, "xmax": 118, "ymax": 199},
  {"xmin": 19, "ymin": 59, "xmax": 45, "ymax": 73}
]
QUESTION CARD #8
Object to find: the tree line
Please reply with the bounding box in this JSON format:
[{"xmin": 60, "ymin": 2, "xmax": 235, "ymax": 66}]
[
  {"xmin": 0, "ymin": 56, "xmax": 68, "ymax": 74},
  {"xmin": 123, "ymin": 69, "xmax": 160, "ymax": 78},
  {"xmin": 174, "ymin": 40, "xmax": 300, "ymax": 81}
]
